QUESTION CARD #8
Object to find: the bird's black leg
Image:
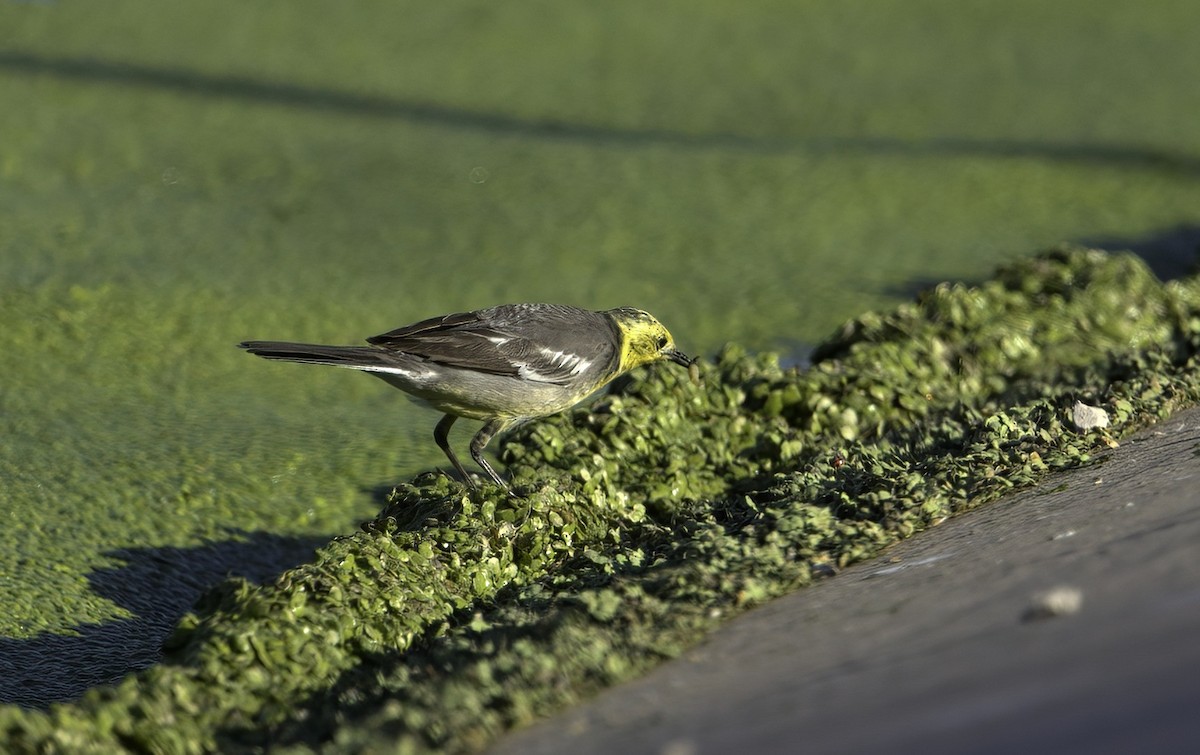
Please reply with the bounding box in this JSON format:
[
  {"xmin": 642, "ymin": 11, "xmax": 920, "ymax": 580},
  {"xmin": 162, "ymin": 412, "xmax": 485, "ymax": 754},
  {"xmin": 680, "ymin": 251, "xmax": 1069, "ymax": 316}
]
[
  {"xmin": 434, "ymin": 414, "xmax": 477, "ymax": 489},
  {"xmin": 470, "ymin": 419, "xmax": 513, "ymax": 494}
]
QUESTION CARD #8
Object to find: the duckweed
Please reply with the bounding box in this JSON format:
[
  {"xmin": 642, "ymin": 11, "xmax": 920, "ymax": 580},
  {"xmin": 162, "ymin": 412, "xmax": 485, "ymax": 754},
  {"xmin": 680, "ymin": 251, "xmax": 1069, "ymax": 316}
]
[{"xmin": 4, "ymin": 247, "xmax": 1200, "ymax": 752}]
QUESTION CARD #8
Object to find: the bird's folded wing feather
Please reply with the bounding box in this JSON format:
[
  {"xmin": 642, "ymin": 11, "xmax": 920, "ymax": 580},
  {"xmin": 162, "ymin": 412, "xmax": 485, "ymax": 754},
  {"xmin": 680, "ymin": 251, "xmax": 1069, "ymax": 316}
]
[{"xmin": 366, "ymin": 305, "xmax": 618, "ymax": 385}]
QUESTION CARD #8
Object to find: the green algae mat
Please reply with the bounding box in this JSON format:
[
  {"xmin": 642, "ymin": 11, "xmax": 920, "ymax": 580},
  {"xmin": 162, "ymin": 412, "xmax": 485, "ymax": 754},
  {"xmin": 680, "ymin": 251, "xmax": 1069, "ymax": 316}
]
[
  {"xmin": 5, "ymin": 0, "xmax": 1200, "ymax": 751},
  {"xmin": 5, "ymin": 248, "xmax": 1200, "ymax": 752}
]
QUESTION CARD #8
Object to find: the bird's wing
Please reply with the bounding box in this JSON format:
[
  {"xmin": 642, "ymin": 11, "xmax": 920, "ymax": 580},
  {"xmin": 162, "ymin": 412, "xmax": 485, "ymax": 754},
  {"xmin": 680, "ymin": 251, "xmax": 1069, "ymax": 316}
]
[{"xmin": 366, "ymin": 304, "xmax": 620, "ymax": 385}]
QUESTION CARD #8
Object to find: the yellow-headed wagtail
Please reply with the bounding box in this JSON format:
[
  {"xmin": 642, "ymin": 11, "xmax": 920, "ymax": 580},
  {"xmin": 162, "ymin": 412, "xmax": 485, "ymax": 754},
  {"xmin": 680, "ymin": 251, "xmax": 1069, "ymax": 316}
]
[{"xmin": 239, "ymin": 303, "xmax": 692, "ymax": 492}]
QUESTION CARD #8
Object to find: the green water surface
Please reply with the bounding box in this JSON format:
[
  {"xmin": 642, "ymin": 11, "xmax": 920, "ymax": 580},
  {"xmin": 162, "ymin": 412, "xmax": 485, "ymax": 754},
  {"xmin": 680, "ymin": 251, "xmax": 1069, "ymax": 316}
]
[{"xmin": 2, "ymin": 0, "xmax": 1200, "ymax": 733}]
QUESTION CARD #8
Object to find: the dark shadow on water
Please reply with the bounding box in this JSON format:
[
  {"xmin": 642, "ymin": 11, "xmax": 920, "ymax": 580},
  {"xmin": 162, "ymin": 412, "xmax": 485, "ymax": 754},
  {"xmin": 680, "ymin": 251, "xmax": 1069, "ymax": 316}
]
[
  {"xmin": 4, "ymin": 50, "xmax": 1200, "ymax": 174},
  {"xmin": 0, "ymin": 530, "xmax": 329, "ymax": 710},
  {"xmin": 1079, "ymin": 224, "xmax": 1200, "ymax": 281},
  {"xmin": 882, "ymin": 225, "xmax": 1200, "ymax": 302}
]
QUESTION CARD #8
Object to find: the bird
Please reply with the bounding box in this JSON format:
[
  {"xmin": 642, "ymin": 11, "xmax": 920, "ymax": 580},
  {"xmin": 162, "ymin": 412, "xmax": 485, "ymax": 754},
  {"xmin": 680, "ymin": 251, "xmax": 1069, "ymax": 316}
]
[{"xmin": 238, "ymin": 303, "xmax": 692, "ymax": 492}]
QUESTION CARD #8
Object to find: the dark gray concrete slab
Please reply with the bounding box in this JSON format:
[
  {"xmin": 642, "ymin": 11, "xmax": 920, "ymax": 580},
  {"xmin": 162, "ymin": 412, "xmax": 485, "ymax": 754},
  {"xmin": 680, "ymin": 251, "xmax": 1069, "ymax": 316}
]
[{"xmin": 491, "ymin": 408, "xmax": 1200, "ymax": 755}]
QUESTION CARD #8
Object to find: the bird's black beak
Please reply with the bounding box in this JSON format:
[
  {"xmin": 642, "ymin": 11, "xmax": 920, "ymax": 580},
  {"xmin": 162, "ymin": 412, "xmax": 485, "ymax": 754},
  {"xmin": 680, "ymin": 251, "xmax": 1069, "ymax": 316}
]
[{"xmin": 666, "ymin": 349, "xmax": 693, "ymax": 367}]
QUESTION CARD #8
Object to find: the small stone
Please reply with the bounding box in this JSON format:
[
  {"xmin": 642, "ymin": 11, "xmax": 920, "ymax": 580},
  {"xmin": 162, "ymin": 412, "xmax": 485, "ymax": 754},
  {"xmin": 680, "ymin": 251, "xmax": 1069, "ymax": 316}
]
[
  {"xmin": 1072, "ymin": 401, "xmax": 1109, "ymax": 431},
  {"xmin": 661, "ymin": 739, "xmax": 699, "ymax": 755},
  {"xmin": 1022, "ymin": 586, "xmax": 1083, "ymax": 622}
]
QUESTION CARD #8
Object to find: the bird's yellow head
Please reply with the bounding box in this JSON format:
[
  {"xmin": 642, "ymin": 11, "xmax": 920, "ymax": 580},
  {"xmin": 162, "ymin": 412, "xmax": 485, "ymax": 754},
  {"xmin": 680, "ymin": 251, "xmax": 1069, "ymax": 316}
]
[{"xmin": 607, "ymin": 308, "xmax": 692, "ymax": 372}]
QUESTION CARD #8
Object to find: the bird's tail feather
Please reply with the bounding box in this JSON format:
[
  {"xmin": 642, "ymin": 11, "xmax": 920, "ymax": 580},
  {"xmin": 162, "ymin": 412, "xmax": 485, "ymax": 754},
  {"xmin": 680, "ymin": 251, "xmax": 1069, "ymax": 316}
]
[{"xmin": 238, "ymin": 341, "xmax": 395, "ymax": 370}]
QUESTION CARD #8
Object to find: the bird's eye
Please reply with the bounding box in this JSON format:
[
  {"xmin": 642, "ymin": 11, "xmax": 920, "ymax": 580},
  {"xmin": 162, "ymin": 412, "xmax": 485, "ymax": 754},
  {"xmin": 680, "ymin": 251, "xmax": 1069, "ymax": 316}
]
[{"xmin": 656, "ymin": 335, "xmax": 668, "ymax": 349}]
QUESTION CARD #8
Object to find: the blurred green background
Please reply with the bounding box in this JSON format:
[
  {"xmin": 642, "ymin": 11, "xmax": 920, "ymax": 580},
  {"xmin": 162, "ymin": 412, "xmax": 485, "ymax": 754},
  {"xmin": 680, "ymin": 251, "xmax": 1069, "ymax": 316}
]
[{"xmin": 2, "ymin": 0, "xmax": 1199, "ymax": 706}]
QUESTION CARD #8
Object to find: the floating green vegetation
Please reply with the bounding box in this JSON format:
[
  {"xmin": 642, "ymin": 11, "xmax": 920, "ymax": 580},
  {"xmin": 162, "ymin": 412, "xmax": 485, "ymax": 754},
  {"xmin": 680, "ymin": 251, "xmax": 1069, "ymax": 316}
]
[{"xmin": 4, "ymin": 247, "xmax": 1199, "ymax": 753}]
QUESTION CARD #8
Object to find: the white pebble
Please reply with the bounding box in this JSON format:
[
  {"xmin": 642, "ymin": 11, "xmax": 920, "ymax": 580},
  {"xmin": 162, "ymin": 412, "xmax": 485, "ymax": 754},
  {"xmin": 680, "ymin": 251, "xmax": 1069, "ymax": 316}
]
[
  {"xmin": 1023, "ymin": 585, "xmax": 1084, "ymax": 621},
  {"xmin": 1072, "ymin": 401, "xmax": 1109, "ymax": 431}
]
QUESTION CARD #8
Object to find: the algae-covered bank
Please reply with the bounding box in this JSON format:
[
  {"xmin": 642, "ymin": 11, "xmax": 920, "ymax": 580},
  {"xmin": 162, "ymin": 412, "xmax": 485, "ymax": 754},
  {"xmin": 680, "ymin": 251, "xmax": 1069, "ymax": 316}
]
[{"xmin": 4, "ymin": 247, "xmax": 1200, "ymax": 752}]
